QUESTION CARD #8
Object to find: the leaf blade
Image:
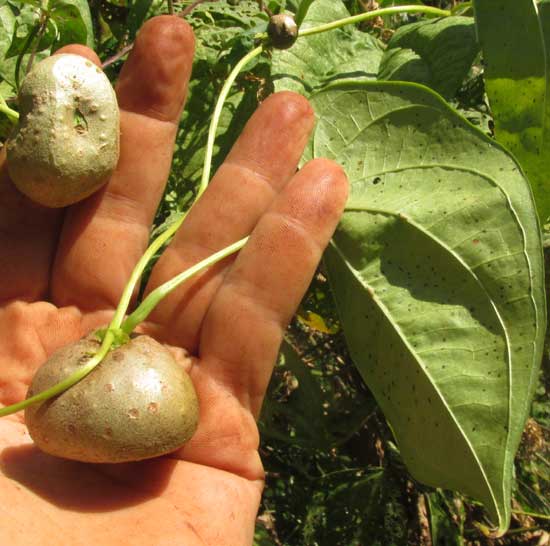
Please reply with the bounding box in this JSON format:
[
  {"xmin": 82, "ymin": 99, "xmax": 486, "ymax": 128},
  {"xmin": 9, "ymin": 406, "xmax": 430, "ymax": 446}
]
[
  {"xmin": 305, "ymin": 80, "xmax": 546, "ymax": 534},
  {"xmin": 50, "ymin": 0, "xmax": 94, "ymax": 49}
]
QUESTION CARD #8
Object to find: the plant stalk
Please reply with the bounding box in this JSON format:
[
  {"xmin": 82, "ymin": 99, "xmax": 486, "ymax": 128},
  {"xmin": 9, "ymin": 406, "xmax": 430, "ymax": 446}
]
[
  {"xmin": 512, "ymin": 509, "xmax": 550, "ymax": 521},
  {"xmin": 105, "ymin": 212, "xmax": 188, "ymax": 335},
  {"xmin": 0, "ymin": 237, "xmax": 247, "ymax": 417},
  {"xmin": 122, "ymin": 236, "xmax": 248, "ymax": 333},
  {"xmin": 181, "ymin": 0, "xmax": 213, "ymax": 17},
  {"xmin": 199, "ymin": 45, "xmax": 264, "ymax": 195},
  {"xmin": 298, "ymin": 5, "xmax": 450, "ymax": 38},
  {"xmin": 503, "ymin": 526, "xmax": 546, "ymax": 536},
  {"xmin": 110, "ymin": 43, "xmax": 264, "ymax": 335}
]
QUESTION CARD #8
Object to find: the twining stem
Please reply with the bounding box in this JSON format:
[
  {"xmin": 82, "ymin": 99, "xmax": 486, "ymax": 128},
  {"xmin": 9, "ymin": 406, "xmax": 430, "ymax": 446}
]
[
  {"xmin": 451, "ymin": 1, "xmax": 472, "ymax": 15},
  {"xmin": 122, "ymin": 236, "xmax": 248, "ymax": 333},
  {"xmin": 108, "ymin": 48, "xmax": 264, "ymax": 329},
  {"xmin": 109, "ymin": 43, "xmax": 264, "ymax": 336},
  {"xmin": 103, "ymin": 4, "xmax": 447, "ymax": 67},
  {"xmin": 182, "ymin": 0, "xmax": 213, "ymax": 17},
  {"xmin": 199, "ymin": 45, "xmax": 263, "ymax": 195},
  {"xmin": 503, "ymin": 526, "xmax": 546, "ymax": 536},
  {"xmin": 298, "ymin": 5, "xmax": 450, "ymax": 37},
  {"xmin": 0, "ymin": 237, "xmax": 246, "ymax": 417},
  {"xmin": 257, "ymin": 0, "xmax": 273, "ymax": 18},
  {"xmin": 104, "ymin": 213, "xmax": 187, "ymax": 336},
  {"xmin": 512, "ymin": 509, "xmax": 550, "ymax": 521}
]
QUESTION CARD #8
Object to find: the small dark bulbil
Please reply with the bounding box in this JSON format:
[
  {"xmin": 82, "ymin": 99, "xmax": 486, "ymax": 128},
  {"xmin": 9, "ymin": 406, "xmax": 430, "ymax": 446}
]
[{"xmin": 268, "ymin": 14, "xmax": 298, "ymax": 50}]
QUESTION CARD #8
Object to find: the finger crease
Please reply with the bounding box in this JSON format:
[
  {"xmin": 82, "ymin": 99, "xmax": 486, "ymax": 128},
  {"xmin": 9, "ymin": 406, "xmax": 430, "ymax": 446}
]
[
  {"xmin": 222, "ymin": 160, "xmax": 279, "ymax": 194},
  {"xmin": 265, "ymin": 209, "xmax": 325, "ymax": 256},
  {"xmin": 122, "ymin": 107, "xmax": 180, "ymax": 128}
]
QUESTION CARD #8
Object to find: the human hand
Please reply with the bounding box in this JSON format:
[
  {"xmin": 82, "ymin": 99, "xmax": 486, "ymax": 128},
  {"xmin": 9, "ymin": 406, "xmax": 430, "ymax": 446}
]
[{"xmin": 0, "ymin": 15, "xmax": 348, "ymax": 545}]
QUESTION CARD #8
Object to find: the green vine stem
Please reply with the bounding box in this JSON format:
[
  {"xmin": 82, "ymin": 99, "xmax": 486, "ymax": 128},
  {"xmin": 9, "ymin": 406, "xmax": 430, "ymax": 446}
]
[
  {"xmin": 297, "ymin": 5, "xmax": 450, "ymax": 38},
  {"xmin": 199, "ymin": 45, "xmax": 264, "ymax": 195},
  {"xmin": 103, "ymin": 214, "xmax": 186, "ymax": 335},
  {"xmin": 121, "ymin": 236, "xmax": 248, "ymax": 333},
  {"xmin": 451, "ymin": 1, "xmax": 472, "ymax": 15},
  {"xmin": 106, "ymin": 44, "xmax": 265, "ymax": 340},
  {"xmin": 0, "ymin": 95, "xmax": 18, "ymax": 124},
  {"xmin": 512, "ymin": 509, "xmax": 550, "ymax": 521},
  {"xmin": 499, "ymin": 526, "xmax": 546, "ymax": 536},
  {"xmin": 0, "ymin": 236, "xmax": 246, "ymax": 418}
]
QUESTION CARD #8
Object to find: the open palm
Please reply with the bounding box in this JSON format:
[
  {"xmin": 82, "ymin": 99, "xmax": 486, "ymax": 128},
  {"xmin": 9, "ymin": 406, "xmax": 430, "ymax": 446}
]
[{"xmin": 0, "ymin": 15, "xmax": 347, "ymax": 546}]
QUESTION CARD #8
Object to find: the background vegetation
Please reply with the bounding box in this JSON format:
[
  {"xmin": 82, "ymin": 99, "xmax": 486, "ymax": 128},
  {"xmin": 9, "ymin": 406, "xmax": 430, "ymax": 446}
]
[{"xmin": 0, "ymin": 0, "xmax": 548, "ymax": 544}]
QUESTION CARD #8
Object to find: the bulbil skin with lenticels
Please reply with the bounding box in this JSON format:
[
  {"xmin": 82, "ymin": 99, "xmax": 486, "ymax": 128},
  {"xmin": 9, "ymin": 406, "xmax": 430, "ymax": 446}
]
[
  {"xmin": 25, "ymin": 334, "xmax": 199, "ymax": 463},
  {"xmin": 6, "ymin": 53, "xmax": 120, "ymax": 208}
]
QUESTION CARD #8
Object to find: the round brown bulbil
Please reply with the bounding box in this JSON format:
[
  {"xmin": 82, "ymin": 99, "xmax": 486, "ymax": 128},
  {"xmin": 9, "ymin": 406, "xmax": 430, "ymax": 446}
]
[{"xmin": 267, "ymin": 14, "xmax": 298, "ymax": 50}]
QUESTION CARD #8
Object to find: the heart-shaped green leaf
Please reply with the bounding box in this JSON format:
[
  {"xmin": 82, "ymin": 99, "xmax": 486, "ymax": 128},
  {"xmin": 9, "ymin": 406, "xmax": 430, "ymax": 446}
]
[{"xmin": 304, "ymin": 81, "xmax": 546, "ymax": 534}]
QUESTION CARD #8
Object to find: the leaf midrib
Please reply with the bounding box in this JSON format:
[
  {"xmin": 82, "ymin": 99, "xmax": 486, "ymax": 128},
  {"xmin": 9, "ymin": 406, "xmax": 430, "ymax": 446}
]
[
  {"xmin": 328, "ymin": 235, "xmax": 502, "ymax": 522},
  {"xmin": 312, "ymin": 81, "xmax": 544, "ymax": 531},
  {"xmin": 338, "ymin": 204, "xmax": 516, "ymax": 521}
]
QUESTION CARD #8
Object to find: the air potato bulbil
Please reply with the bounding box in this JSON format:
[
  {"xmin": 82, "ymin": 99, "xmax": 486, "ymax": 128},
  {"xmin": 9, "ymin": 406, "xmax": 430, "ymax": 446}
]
[
  {"xmin": 25, "ymin": 335, "xmax": 199, "ymax": 463},
  {"xmin": 6, "ymin": 54, "xmax": 120, "ymax": 208}
]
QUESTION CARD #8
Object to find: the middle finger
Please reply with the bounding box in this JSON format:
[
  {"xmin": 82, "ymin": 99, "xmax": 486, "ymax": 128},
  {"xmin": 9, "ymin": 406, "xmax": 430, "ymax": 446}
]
[{"xmin": 145, "ymin": 91, "xmax": 314, "ymax": 351}]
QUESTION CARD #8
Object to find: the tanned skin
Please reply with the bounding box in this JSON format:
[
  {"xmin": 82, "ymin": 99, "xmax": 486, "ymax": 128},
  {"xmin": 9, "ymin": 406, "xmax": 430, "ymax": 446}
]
[{"xmin": 0, "ymin": 15, "xmax": 348, "ymax": 546}]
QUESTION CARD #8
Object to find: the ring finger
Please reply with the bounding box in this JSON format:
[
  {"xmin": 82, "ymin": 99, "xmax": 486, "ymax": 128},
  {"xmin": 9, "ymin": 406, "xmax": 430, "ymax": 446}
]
[{"xmin": 145, "ymin": 91, "xmax": 315, "ymax": 352}]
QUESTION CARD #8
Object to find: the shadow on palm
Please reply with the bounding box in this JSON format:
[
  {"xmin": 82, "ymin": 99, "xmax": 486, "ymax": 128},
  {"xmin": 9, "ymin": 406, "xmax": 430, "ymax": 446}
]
[{"xmin": 1, "ymin": 442, "xmax": 177, "ymax": 511}]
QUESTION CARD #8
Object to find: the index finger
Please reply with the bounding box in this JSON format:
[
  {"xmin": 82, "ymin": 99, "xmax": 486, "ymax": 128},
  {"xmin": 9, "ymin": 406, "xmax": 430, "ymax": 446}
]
[{"xmin": 51, "ymin": 16, "xmax": 195, "ymax": 311}]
